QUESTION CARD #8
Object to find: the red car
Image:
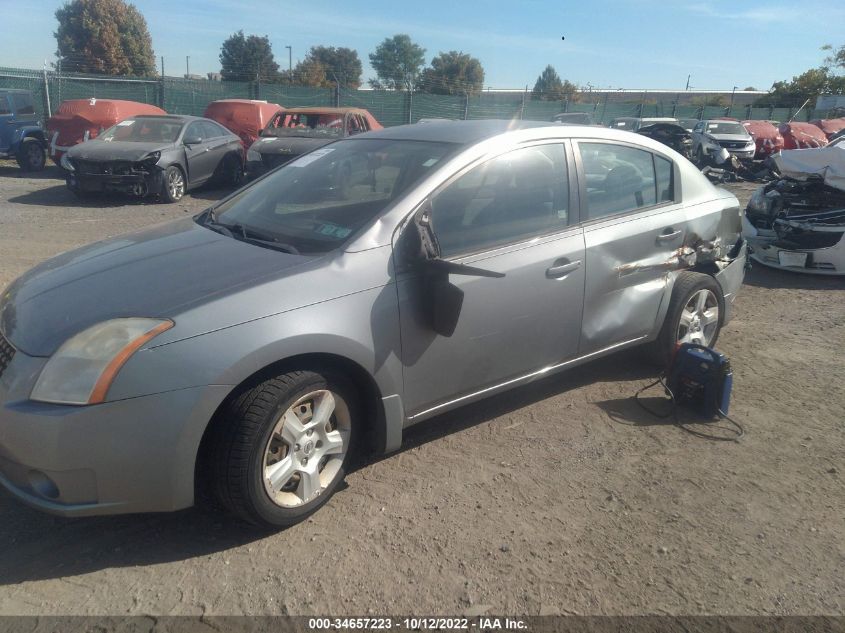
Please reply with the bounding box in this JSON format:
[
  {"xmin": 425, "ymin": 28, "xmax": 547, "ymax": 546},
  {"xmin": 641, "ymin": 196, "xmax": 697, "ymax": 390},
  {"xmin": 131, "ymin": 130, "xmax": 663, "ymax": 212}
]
[
  {"xmin": 46, "ymin": 99, "xmax": 166, "ymax": 164},
  {"xmin": 778, "ymin": 122, "xmax": 829, "ymax": 150},
  {"xmin": 810, "ymin": 117, "xmax": 845, "ymax": 141},
  {"xmin": 742, "ymin": 120, "xmax": 784, "ymax": 159},
  {"xmin": 203, "ymin": 99, "xmax": 283, "ymax": 150}
]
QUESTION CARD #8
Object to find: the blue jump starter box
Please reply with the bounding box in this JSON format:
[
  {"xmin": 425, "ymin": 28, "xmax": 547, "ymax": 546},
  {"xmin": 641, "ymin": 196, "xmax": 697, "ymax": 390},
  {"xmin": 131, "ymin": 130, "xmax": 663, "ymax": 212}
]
[{"xmin": 665, "ymin": 343, "xmax": 733, "ymax": 418}]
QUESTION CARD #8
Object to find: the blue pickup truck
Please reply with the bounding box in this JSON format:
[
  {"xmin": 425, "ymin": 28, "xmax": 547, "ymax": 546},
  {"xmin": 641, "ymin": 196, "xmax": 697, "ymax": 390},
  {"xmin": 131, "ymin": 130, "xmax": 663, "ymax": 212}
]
[{"xmin": 0, "ymin": 89, "xmax": 47, "ymax": 171}]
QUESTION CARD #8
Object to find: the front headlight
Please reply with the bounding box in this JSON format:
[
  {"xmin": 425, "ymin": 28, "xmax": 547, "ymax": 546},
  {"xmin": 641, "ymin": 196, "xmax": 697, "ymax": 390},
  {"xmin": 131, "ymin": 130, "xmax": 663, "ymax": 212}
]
[
  {"xmin": 141, "ymin": 151, "xmax": 161, "ymax": 166},
  {"xmin": 31, "ymin": 318, "xmax": 173, "ymax": 405},
  {"xmin": 246, "ymin": 146, "xmax": 261, "ymax": 162},
  {"xmin": 60, "ymin": 153, "xmax": 74, "ymax": 171}
]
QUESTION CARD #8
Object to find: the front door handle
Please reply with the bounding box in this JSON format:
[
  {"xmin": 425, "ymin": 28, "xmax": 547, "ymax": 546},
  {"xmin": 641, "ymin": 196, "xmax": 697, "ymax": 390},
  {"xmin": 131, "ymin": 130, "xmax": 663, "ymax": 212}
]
[
  {"xmin": 546, "ymin": 260, "xmax": 582, "ymax": 279},
  {"xmin": 657, "ymin": 229, "xmax": 683, "ymax": 243}
]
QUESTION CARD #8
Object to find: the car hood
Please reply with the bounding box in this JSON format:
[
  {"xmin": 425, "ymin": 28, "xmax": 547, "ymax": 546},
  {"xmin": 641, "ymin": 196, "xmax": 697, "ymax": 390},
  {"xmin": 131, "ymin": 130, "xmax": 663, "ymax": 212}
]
[
  {"xmin": 253, "ymin": 136, "xmax": 335, "ymax": 156},
  {"xmin": 66, "ymin": 139, "xmax": 176, "ymax": 162},
  {"xmin": 0, "ymin": 219, "xmax": 315, "ymax": 357}
]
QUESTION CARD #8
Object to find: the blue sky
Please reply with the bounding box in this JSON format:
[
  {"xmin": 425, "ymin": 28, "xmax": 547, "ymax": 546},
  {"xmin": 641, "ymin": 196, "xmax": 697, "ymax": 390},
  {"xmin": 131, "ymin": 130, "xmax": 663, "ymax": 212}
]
[{"xmin": 2, "ymin": 0, "xmax": 841, "ymax": 89}]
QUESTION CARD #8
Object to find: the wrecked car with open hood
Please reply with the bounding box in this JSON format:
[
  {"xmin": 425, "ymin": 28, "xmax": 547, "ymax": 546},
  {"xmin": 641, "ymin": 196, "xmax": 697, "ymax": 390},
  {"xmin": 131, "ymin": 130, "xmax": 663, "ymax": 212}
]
[
  {"xmin": 63, "ymin": 115, "xmax": 244, "ymax": 203},
  {"xmin": 246, "ymin": 107, "xmax": 382, "ymax": 176},
  {"xmin": 743, "ymin": 139, "xmax": 845, "ymax": 274},
  {"xmin": 0, "ymin": 120, "xmax": 745, "ymax": 527},
  {"xmin": 636, "ymin": 122, "xmax": 693, "ymax": 159}
]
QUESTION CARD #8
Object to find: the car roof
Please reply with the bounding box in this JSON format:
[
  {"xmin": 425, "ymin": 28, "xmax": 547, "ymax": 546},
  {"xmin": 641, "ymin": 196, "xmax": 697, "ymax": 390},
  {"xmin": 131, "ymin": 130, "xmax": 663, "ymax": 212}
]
[
  {"xmin": 281, "ymin": 107, "xmax": 372, "ymax": 115},
  {"xmin": 355, "ymin": 119, "xmax": 556, "ymax": 144},
  {"xmin": 130, "ymin": 114, "xmax": 201, "ymax": 122}
]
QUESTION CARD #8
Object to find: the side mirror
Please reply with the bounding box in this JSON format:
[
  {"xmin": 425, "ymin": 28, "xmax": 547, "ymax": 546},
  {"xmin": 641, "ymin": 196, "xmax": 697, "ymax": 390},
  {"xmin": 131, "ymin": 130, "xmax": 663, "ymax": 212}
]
[
  {"xmin": 183, "ymin": 135, "xmax": 202, "ymax": 146},
  {"xmin": 408, "ymin": 200, "xmax": 505, "ymax": 337}
]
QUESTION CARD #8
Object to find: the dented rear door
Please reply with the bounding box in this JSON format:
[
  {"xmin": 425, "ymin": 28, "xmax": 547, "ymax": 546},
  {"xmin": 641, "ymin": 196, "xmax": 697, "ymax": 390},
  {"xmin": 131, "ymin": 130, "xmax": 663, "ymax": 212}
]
[{"xmin": 574, "ymin": 140, "xmax": 689, "ymax": 354}]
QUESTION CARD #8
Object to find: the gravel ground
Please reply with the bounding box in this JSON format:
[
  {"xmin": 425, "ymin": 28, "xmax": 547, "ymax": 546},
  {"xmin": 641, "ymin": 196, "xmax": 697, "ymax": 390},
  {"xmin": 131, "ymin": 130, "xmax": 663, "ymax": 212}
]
[{"xmin": 0, "ymin": 164, "xmax": 843, "ymax": 616}]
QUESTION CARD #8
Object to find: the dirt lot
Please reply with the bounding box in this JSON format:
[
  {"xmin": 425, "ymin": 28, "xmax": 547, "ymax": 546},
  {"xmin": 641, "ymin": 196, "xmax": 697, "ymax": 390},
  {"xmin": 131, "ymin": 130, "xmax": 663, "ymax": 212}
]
[{"xmin": 0, "ymin": 163, "xmax": 842, "ymax": 616}]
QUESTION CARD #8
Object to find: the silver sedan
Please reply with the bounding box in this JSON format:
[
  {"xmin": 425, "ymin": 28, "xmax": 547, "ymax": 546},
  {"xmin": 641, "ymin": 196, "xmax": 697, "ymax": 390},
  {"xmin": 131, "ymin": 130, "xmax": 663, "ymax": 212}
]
[{"xmin": 0, "ymin": 120, "xmax": 747, "ymax": 527}]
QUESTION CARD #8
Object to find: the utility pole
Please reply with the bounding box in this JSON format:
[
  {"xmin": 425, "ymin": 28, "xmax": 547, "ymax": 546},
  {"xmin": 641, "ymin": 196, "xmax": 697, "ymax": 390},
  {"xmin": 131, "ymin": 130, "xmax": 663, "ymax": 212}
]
[
  {"xmin": 159, "ymin": 56, "xmax": 165, "ymax": 109},
  {"xmin": 186, "ymin": 56, "xmax": 190, "ymax": 78},
  {"xmin": 729, "ymin": 85, "xmax": 738, "ymax": 114},
  {"xmin": 285, "ymin": 46, "xmax": 292, "ymax": 85}
]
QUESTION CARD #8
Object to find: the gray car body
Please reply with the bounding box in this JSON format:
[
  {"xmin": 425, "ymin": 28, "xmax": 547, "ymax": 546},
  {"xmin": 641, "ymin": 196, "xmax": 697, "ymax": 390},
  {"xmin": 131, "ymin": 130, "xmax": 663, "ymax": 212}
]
[
  {"xmin": 0, "ymin": 120, "xmax": 747, "ymax": 516},
  {"xmin": 65, "ymin": 114, "xmax": 243, "ymax": 194}
]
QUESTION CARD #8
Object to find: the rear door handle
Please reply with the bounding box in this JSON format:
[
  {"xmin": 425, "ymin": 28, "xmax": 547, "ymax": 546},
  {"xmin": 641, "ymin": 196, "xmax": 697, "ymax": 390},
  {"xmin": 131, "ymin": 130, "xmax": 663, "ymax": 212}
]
[
  {"xmin": 546, "ymin": 260, "xmax": 582, "ymax": 279},
  {"xmin": 656, "ymin": 229, "xmax": 683, "ymax": 243}
]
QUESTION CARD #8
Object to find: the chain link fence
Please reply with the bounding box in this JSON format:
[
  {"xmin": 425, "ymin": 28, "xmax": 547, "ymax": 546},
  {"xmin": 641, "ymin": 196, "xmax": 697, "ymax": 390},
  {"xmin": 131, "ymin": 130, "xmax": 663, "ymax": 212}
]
[{"xmin": 0, "ymin": 66, "xmax": 833, "ymax": 126}]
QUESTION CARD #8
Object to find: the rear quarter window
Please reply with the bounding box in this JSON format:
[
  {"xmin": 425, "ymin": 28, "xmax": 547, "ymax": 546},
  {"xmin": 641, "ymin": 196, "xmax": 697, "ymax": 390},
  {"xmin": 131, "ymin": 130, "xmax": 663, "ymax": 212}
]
[{"xmin": 11, "ymin": 93, "xmax": 35, "ymax": 115}]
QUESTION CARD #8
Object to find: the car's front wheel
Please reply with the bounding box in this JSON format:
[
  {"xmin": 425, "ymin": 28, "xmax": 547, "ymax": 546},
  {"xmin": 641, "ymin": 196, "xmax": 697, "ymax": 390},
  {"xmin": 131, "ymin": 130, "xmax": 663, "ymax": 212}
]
[
  {"xmin": 161, "ymin": 165, "xmax": 185, "ymax": 202},
  {"xmin": 651, "ymin": 271, "xmax": 724, "ymax": 366},
  {"xmin": 209, "ymin": 370, "xmax": 356, "ymax": 527}
]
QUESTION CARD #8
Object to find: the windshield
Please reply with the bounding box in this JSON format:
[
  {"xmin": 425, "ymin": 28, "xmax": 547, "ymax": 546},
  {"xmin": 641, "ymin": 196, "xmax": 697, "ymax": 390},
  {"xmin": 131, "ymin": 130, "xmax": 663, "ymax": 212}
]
[
  {"xmin": 704, "ymin": 121, "xmax": 747, "ymax": 136},
  {"xmin": 203, "ymin": 138, "xmax": 456, "ymax": 254},
  {"xmin": 263, "ymin": 112, "xmax": 348, "ymax": 139},
  {"xmin": 99, "ymin": 118, "xmax": 183, "ymax": 143}
]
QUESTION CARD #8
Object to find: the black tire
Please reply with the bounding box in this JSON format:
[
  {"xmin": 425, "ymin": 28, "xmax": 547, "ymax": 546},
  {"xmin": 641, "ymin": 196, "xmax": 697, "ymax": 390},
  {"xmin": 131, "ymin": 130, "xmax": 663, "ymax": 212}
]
[
  {"xmin": 207, "ymin": 370, "xmax": 357, "ymax": 527},
  {"xmin": 161, "ymin": 165, "xmax": 185, "ymax": 203},
  {"xmin": 649, "ymin": 271, "xmax": 724, "ymax": 367},
  {"xmin": 217, "ymin": 153, "xmax": 244, "ymax": 187},
  {"xmin": 16, "ymin": 138, "xmax": 46, "ymax": 172}
]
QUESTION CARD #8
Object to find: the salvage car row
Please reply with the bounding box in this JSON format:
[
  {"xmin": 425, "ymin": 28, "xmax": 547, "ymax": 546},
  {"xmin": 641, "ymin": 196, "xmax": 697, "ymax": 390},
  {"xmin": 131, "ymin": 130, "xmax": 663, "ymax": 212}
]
[{"xmin": 0, "ymin": 89, "xmax": 383, "ymax": 202}]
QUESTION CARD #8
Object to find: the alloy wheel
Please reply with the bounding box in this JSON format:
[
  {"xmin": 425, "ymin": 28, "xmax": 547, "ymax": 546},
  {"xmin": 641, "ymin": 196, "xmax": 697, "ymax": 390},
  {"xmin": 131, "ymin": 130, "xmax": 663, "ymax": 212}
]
[
  {"xmin": 168, "ymin": 169, "xmax": 185, "ymax": 200},
  {"xmin": 262, "ymin": 389, "xmax": 351, "ymax": 508},
  {"xmin": 676, "ymin": 289, "xmax": 719, "ymax": 346}
]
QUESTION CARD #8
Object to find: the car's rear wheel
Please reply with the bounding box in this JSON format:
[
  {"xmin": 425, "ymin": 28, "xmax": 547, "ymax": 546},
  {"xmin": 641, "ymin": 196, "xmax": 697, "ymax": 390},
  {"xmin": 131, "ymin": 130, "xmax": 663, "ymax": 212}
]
[
  {"xmin": 209, "ymin": 370, "xmax": 356, "ymax": 527},
  {"xmin": 17, "ymin": 139, "xmax": 46, "ymax": 171},
  {"xmin": 161, "ymin": 165, "xmax": 185, "ymax": 202},
  {"xmin": 650, "ymin": 271, "xmax": 724, "ymax": 366},
  {"xmin": 217, "ymin": 154, "xmax": 244, "ymax": 187}
]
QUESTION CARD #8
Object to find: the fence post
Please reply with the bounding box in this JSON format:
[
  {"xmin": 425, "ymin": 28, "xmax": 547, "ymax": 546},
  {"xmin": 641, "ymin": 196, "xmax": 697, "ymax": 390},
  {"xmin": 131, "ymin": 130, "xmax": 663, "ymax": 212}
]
[
  {"xmin": 42, "ymin": 66, "xmax": 52, "ymax": 118},
  {"xmin": 464, "ymin": 91, "xmax": 470, "ymax": 120}
]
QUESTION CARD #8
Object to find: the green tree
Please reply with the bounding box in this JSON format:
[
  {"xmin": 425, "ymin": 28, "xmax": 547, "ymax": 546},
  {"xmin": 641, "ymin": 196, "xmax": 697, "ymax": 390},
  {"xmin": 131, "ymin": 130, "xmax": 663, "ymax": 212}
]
[
  {"xmin": 368, "ymin": 34, "xmax": 426, "ymax": 90},
  {"xmin": 822, "ymin": 43, "xmax": 845, "ymax": 71},
  {"xmin": 302, "ymin": 46, "xmax": 363, "ymax": 88},
  {"xmin": 54, "ymin": 0, "xmax": 155, "ymax": 76},
  {"xmin": 756, "ymin": 67, "xmax": 845, "ymax": 107},
  {"xmin": 755, "ymin": 44, "xmax": 845, "ymax": 107},
  {"xmin": 219, "ymin": 31, "xmax": 279, "ymax": 82},
  {"xmin": 419, "ymin": 50, "xmax": 485, "ymax": 95},
  {"xmin": 531, "ymin": 65, "xmax": 578, "ymax": 101},
  {"xmin": 291, "ymin": 57, "xmax": 330, "ymax": 87}
]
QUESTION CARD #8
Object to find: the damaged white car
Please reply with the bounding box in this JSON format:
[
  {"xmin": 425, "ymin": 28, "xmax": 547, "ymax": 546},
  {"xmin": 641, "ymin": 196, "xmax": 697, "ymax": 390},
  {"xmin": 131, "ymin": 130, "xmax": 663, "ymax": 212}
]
[{"xmin": 744, "ymin": 139, "xmax": 845, "ymax": 275}]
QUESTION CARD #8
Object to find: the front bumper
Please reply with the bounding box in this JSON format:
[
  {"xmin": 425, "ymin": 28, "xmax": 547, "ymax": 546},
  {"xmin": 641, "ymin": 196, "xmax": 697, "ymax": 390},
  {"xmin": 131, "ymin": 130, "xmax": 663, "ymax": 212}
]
[
  {"xmin": 66, "ymin": 169, "xmax": 163, "ymax": 196},
  {"xmin": 0, "ymin": 347, "xmax": 230, "ymax": 516},
  {"xmin": 742, "ymin": 216, "xmax": 845, "ymax": 276}
]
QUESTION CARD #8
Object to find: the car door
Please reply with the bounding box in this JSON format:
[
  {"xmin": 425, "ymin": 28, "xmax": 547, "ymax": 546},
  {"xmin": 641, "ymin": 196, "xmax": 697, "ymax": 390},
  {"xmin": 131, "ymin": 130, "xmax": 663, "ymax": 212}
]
[
  {"xmin": 183, "ymin": 121, "xmax": 219, "ymax": 185},
  {"xmin": 202, "ymin": 120, "xmax": 235, "ymax": 168},
  {"xmin": 396, "ymin": 142, "xmax": 586, "ymax": 418},
  {"xmin": 573, "ymin": 140, "xmax": 687, "ymax": 354}
]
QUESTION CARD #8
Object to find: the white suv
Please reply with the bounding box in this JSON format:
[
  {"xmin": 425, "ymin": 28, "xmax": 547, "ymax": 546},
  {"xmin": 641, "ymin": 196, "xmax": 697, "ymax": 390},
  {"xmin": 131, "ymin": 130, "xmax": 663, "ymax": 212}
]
[{"xmin": 692, "ymin": 120, "xmax": 756, "ymax": 163}]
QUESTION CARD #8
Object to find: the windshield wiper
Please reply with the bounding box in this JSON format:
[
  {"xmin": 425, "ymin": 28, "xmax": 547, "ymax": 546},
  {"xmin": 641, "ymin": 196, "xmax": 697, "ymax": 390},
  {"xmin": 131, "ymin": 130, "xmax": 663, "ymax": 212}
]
[{"xmin": 199, "ymin": 212, "xmax": 300, "ymax": 255}]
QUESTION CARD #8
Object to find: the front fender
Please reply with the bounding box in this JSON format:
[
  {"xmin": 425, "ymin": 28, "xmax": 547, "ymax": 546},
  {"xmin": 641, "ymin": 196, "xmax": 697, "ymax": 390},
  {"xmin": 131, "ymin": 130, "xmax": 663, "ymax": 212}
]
[
  {"xmin": 13, "ymin": 127, "xmax": 46, "ymax": 147},
  {"xmin": 108, "ymin": 283, "xmax": 404, "ymax": 408}
]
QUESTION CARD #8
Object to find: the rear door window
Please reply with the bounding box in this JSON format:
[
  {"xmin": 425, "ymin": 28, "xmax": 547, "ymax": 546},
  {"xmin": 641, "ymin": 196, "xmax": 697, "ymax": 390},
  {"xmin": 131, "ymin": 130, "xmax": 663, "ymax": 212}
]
[
  {"xmin": 577, "ymin": 142, "xmax": 659, "ymax": 219},
  {"xmin": 0, "ymin": 95, "xmax": 11, "ymax": 116},
  {"xmin": 11, "ymin": 93, "xmax": 35, "ymax": 115}
]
